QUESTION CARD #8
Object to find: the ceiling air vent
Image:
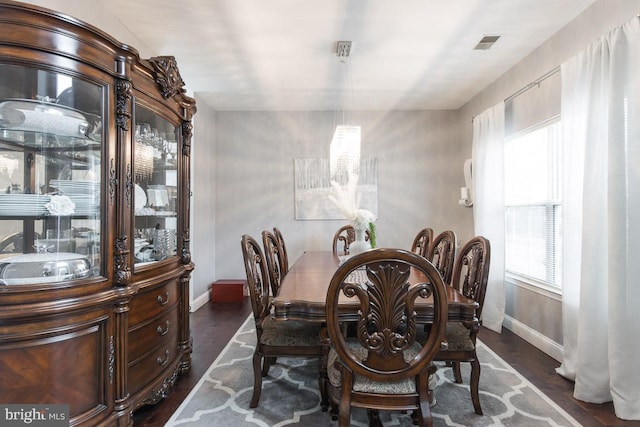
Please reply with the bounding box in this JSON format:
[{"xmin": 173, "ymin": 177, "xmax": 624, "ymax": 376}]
[
  {"xmin": 336, "ymin": 41, "xmax": 352, "ymax": 57},
  {"xmin": 474, "ymin": 35, "xmax": 501, "ymax": 50}
]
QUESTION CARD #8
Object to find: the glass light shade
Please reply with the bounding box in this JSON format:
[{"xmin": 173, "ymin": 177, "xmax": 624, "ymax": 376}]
[{"xmin": 330, "ymin": 124, "xmax": 361, "ymax": 181}]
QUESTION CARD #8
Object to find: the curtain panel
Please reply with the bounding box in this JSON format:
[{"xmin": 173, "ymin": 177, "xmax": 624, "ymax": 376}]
[
  {"xmin": 471, "ymin": 102, "xmax": 506, "ymax": 333},
  {"xmin": 556, "ymin": 16, "xmax": 640, "ymax": 420}
]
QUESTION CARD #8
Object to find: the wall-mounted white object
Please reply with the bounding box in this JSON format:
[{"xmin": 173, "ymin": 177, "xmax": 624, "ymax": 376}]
[{"xmin": 459, "ymin": 158, "xmax": 473, "ymax": 207}]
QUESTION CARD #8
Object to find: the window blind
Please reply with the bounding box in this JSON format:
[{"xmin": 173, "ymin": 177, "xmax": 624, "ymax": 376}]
[{"xmin": 504, "ymin": 119, "xmax": 562, "ymax": 288}]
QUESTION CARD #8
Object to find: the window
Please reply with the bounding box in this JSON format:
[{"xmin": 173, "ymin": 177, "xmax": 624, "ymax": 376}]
[{"xmin": 504, "ymin": 119, "xmax": 562, "ymax": 290}]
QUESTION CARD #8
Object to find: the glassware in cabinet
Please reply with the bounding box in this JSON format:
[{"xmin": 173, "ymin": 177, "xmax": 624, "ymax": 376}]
[{"xmin": 133, "ymin": 104, "xmax": 179, "ymax": 267}]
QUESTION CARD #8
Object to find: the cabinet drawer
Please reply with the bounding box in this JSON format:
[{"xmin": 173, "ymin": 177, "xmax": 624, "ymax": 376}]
[
  {"xmin": 128, "ymin": 305, "xmax": 179, "ymax": 362},
  {"xmin": 127, "ymin": 333, "xmax": 179, "ymax": 396},
  {"xmin": 129, "ymin": 281, "xmax": 179, "ymax": 326}
]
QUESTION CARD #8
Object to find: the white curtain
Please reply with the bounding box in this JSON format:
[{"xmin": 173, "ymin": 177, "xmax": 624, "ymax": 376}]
[
  {"xmin": 471, "ymin": 102, "xmax": 506, "ymax": 333},
  {"xmin": 556, "ymin": 17, "xmax": 640, "ymax": 420}
]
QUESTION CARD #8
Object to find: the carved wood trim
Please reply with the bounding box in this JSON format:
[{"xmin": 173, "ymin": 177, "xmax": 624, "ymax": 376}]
[
  {"xmin": 125, "ymin": 163, "xmax": 133, "ymax": 208},
  {"xmin": 148, "ymin": 56, "xmax": 186, "ymax": 99},
  {"xmin": 114, "ymin": 235, "xmax": 131, "ymax": 287},
  {"xmin": 181, "ymin": 120, "xmax": 192, "ymax": 156},
  {"xmin": 108, "ymin": 335, "xmax": 115, "ymax": 384},
  {"xmin": 115, "ymin": 79, "xmax": 132, "ymax": 131},
  {"xmin": 109, "ymin": 158, "xmax": 117, "ymax": 205},
  {"xmin": 138, "ymin": 364, "xmax": 179, "ymax": 408},
  {"xmin": 181, "ymin": 230, "xmax": 191, "ymax": 264}
]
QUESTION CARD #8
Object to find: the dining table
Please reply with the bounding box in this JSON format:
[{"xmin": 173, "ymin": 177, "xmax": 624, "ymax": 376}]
[
  {"xmin": 271, "ymin": 250, "xmax": 479, "ymax": 323},
  {"xmin": 270, "ymin": 250, "xmax": 479, "ymax": 411}
]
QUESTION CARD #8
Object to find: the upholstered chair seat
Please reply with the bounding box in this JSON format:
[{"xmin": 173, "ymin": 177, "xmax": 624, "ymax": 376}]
[
  {"xmin": 327, "ymin": 340, "xmax": 438, "ymax": 397},
  {"xmin": 260, "ymin": 317, "xmax": 323, "ymax": 347},
  {"xmin": 442, "ymin": 322, "xmax": 475, "ymax": 351}
]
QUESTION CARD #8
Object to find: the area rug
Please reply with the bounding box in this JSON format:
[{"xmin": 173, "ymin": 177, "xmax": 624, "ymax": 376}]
[{"xmin": 165, "ymin": 316, "xmax": 581, "ymax": 427}]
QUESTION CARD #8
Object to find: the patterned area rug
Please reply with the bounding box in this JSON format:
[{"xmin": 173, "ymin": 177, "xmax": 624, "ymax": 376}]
[{"xmin": 166, "ymin": 316, "xmax": 581, "ymax": 427}]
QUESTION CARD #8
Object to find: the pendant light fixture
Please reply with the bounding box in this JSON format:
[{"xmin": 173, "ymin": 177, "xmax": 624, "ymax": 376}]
[{"xmin": 330, "ymin": 40, "xmax": 361, "ymax": 184}]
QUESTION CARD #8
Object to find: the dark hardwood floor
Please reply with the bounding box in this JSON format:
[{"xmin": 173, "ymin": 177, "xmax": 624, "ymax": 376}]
[{"xmin": 133, "ymin": 300, "xmax": 639, "ymax": 427}]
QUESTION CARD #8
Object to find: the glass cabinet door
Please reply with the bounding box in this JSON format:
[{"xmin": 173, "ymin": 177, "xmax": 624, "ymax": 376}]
[
  {"xmin": 133, "ymin": 104, "xmax": 179, "ymax": 268},
  {"xmin": 0, "ymin": 64, "xmax": 103, "ymax": 285}
]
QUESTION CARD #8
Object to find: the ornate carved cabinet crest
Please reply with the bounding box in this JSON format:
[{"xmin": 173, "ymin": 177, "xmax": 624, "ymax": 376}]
[{"xmin": 149, "ymin": 56, "xmax": 186, "ymax": 99}]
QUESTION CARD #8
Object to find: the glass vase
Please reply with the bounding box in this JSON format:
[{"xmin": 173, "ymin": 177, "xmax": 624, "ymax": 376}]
[{"xmin": 349, "ymin": 227, "xmax": 371, "ymax": 255}]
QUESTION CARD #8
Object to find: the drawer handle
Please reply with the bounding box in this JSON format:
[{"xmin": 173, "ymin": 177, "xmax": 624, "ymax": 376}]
[
  {"xmin": 157, "ymin": 320, "xmax": 170, "ymax": 336},
  {"xmin": 156, "ymin": 349, "xmax": 170, "ymax": 366},
  {"xmin": 157, "ymin": 292, "xmax": 170, "ymax": 306}
]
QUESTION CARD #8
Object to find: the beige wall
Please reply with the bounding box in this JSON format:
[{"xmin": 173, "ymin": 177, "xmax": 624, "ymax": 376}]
[
  {"xmin": 191, "ymin": 99, "xmax": 217, "ymax": 299},
  {"xmin": 208, "ymin": 110, "xmax": 464, "ymax": 282}
]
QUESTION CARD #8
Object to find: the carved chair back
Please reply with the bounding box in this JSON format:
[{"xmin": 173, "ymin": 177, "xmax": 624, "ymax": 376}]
[
  {"xmin": 241, "ymin": 235, "xmax": 271, "ymax": 325},
  {"xmin": 332, "ymin": 224, "xmax": 370, "ymax": 256},
  {"xmin": 451, "ymin": 236, "xmax": 491, "ymax": 320},
  {"xmin": 427, "ymin": 230, "xmax": 456, "ymax": 284},
  {"xmin": 410, "ymin": 227, "xmax": 434, "ymax": 258},
  {"xmin": 325, "ymin": 248, "xmax": 448, "ymax": 425},
  {"xmin": 262, "ymin": 230, "xmax": 286, "ymax": 297},
  {"xmin": 273, "ymin": 227, "xmax": 289, "ymax": 273}
]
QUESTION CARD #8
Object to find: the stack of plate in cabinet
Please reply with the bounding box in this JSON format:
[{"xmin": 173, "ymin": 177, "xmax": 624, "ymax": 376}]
[
  {"xmin": 49, "ymin": 180, "xmax": 100, "ymax": 215},
  {"xmin": 0, "ymin": 193, "xmax": 50, "ymax": 216}
]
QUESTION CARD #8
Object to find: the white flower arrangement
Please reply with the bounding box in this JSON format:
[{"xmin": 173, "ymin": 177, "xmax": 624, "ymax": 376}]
[
  {"xmin": 351, "ymin": 208, "xmax": 376, "ymax": 230},
  {"xmin": 45, "ymin": 194, "xmax": 76, "ymax": 216},
  {"xmin": 328, "ymin": 172, "xmax": 377, "ymax": 231}
]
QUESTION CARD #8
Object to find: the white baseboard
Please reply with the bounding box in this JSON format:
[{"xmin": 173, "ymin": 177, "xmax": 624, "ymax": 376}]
[
  {"xmin": 190, "ymin": 291, "xmax": 210, "ymax": 312},
  {"xmin": 502, "ymin": 315, "xmax": 564, "ymax": 362}
]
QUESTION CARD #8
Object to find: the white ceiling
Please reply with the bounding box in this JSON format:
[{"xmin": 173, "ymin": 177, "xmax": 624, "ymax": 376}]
[{"xmin": 108, "ymin": 0, "xmax": 597, "ymax": 111}]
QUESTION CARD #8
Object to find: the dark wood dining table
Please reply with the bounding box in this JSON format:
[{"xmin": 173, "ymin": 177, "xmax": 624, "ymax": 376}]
[{"xmin": 271, "ymin": 250, "xmax": 479, "ymax": 324}]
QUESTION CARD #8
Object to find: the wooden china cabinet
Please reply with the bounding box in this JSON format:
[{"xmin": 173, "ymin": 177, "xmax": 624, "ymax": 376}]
[{"xmin": 0, "ymin": 1, "xmax": 196, "ymax": 425}]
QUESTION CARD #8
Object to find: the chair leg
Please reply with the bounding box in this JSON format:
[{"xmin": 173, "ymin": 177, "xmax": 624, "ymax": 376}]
[
  {"xmin": 250, "ymin": 351, "xmax": 263, "ymax": 408},
  {"xmin": 415, "ymin": 405, "xmax": 434, "ymax": 427},
  {"xmin": 338, "ymin": 400, "xmax": 351, "ymax": 427},
  {"xmin": 330, "ymin": 402, "xmax": 338, "ymax": 421},
  {"xmin": 317, "ymin": 360, "xmax": 328, "ymax": 412},
  {"xmin": 367, "ymin": 410, "xmax": 382, "ymax": 427},
  {"xmin": 262, "ymin": 356, "xmax": 276, "ymax": 376},
  {"xmin": 417, "ymin": 374, "xmax": 434, "ymax": 427},
  {"xmin": 470, "ymin": 358, "xmax": 483, "ymax": 415},
  {"xmin": 338, "ymin": 371, "xmax": 353, "ymax": 427},
  {"xmin": 453, "ymin": 361, "xmax": 463, "ymax": 383},
  {"xmin": 319, "ymin": 332, "xmax": 330, "ymax": 412}
]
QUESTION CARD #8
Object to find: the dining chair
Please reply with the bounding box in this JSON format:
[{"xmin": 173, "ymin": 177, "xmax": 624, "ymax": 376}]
[
  {"xmin": 241, "ymin": 234, "xmax": 326, "ymax": 408},
  {"xmin": 432, "ymin": 235, "xmax": 490, "ymax": 415},
  {"xmin": 410, "ymin": 227, "xmax": 434, "ymax": 258},
  {"xmin": 426, "ymin": 230, "xmax": 456, "ymax": 284},
  {"xmin": 332, "ymin": 224, "xmax": 370, "ymax": 256},
  {"xmin": 262, "ymin": 230, "xmax": 286, "ymax": 297},
  {"xmin": 273, "ymin": 226, "xmax": 289, "ymax": 273},
  {"xmin": 325, "ymin": 248, "xmax": 448, "ymax": 426}
]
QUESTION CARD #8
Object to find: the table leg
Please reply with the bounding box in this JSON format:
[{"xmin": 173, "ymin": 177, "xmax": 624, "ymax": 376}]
[{"xmin": 320, "ymin": 324, "xmax": 329, "ymax": 411}]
